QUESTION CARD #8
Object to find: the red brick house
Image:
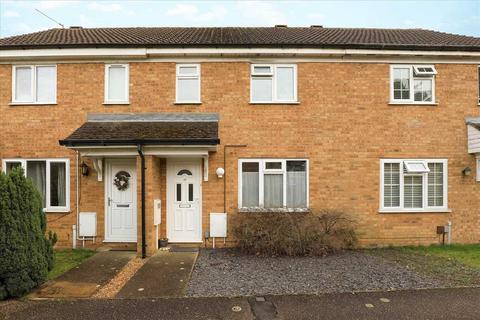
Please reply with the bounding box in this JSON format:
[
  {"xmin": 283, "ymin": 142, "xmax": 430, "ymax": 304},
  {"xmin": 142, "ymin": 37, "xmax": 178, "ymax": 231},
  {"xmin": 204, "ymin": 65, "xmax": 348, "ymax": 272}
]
[{"xmin": 1, "ymin": 27, "xmax": 480, "ymax": 256}]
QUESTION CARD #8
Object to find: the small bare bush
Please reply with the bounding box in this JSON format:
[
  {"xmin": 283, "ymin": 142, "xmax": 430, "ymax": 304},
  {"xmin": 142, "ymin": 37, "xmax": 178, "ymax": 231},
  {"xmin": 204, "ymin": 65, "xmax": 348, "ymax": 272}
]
[{"xmin": 233, "ymin": 209, "xmax": 357, "ymax": 256}]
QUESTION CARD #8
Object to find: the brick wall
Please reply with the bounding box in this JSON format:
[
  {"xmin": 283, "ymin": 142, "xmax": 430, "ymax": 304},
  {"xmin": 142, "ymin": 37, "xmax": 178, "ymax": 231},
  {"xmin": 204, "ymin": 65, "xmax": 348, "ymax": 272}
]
[{"xmin": 1, "ymin": 61, "xmax": 479, "ymax": 251}]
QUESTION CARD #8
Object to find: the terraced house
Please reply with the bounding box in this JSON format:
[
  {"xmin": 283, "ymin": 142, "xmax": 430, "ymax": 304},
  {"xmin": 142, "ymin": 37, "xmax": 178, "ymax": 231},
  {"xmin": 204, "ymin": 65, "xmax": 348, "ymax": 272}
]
[{"xmin": 1, "ymin": 26, "xmax": 480, "ymax": 256}]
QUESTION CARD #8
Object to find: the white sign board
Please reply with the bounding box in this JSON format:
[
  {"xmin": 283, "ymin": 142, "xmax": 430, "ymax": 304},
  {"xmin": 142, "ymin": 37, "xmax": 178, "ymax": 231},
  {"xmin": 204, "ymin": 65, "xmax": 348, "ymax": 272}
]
[
  {"xmin": 210, "ymin": 212, "xmax": 227, "ymax": 237},
  {"xmin": 154, "ymin": 199, "xmax": 161, "ymax": 225},
  {"xmin": 79, "ymin": 212, "xmax": 96, "ymax": 237}
]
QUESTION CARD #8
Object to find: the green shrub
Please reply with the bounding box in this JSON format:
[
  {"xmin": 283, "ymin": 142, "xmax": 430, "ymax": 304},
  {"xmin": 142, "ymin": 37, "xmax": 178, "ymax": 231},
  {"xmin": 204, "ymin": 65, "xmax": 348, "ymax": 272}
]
[
  {"xmin": 0, "ymin": 167, "xmax": 55, "ymax": 299},
  {"xmin": 233, "ymin": 209, "xmax": 357, "ymax": 256}
]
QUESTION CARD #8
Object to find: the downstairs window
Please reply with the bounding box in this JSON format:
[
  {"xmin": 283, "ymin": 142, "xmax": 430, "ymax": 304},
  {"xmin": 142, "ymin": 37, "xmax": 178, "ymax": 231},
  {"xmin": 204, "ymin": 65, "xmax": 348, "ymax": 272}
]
[
  {"xmin": 380, "ymin": 159, "xmax": 447, "ymax": 212},
  {"xmin": 239, "ymin": 159, "xmax": 308, "ymax": 209},
  {"xmin": 2, "ymin": 159, "xmax": 70, "ymax": 212}
]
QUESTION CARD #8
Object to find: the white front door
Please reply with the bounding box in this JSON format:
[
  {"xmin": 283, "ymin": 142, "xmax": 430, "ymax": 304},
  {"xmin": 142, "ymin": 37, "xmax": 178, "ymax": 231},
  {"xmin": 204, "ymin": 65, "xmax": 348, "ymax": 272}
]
[
  {"xmin": 167, "ymin": 159, "xmax": 202, "ymax": 242},
  {"xmin": 105, "ymin": 159, "xmax": 137, "ymax": 242}
]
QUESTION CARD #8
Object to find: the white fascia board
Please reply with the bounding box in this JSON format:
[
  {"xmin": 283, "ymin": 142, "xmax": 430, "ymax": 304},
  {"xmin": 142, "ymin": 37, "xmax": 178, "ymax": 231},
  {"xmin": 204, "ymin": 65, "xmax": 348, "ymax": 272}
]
[
  {"xmin": 146, "ymin": 48, "xmax": 480, "ymax": 57},
  {"xmin": 3, "ymin": 47, "xmax": 480, "ymax": 61},
  {"xmin": 0, "ymin": 48, "xmax": 148, "ymax": 60},
  {"xmin": 76, "ymin": 145, "xmax": 216, "ymax": 157}
]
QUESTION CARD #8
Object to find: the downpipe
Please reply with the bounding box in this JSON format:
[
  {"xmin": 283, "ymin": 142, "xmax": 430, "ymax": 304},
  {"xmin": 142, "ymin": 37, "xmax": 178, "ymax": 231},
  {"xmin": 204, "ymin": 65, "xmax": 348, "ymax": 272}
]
[
  {"xmin": 137, "ymin": 144, "xmax": 147, "ymax": 259},
  {"xmin": 74, "ymin": 150, "xmax": 80, "ymax": 249}
]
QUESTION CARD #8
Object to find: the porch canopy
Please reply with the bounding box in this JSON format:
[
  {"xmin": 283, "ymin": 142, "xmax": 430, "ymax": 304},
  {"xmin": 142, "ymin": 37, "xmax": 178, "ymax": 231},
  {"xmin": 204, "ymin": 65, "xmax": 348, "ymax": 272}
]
[
  {"xmin": 60, "ymin": 112, "xmax": 220, "ymax": 181},
  {"xmin": 466, "ymin": 117, "xmax": 480, "ymax": 154}
]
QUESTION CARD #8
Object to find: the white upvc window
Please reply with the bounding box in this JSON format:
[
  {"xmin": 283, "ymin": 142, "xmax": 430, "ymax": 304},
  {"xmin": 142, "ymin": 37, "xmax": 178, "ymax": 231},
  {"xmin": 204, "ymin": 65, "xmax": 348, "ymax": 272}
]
[
  {"xmin": 238, "ymin": 159, "xmax": 308, "ymax": 209},
  {"xmin": 477, "ymin": 66, "xmax": 480, "ymax": 105},
  {"xmin": 12, "ymin": 65, "xmax": 57, "ymax": 104},
  {"xmin": 2, "ymin": 158, "xmax": 70, "ymax": 212},
  {"xmin": 104, "ymin": 64, "xmax": 129, "ymax": 104},
  {"xmin": 250, "ymin": 64, "xmax": 297, "ymax": 103},
  {"xmin": 380, "ymin": 159, "xmax": 448, "ymax": 212},
  {"xmin": 176, "ymin": 64, "xmax": 201, "ymax": 103},
  {"xmin": 390, "ymin": 65, "xmax": 436, "ymax": 104}
]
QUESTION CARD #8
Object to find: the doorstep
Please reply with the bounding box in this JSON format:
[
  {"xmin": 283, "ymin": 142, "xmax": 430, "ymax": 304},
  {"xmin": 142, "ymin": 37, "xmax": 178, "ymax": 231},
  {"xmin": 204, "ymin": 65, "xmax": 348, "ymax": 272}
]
[{"xmin": 116, "ymin": 251, "xmax": 198, "ymax": 298}]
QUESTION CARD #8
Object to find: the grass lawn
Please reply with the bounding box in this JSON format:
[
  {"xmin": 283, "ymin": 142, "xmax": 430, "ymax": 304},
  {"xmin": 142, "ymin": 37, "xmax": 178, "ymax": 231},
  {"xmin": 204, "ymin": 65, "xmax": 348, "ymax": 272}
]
[
  {"xmin": 48, "ymin": 249, "xmax": 96, "ymax": 280},
  {"xmin": 368, "ymin": 244, "xmax": 480, "ymax": 286},
  {"xmin": 395, "ymin": 244, "xmax": 480, "ymax": 268}
]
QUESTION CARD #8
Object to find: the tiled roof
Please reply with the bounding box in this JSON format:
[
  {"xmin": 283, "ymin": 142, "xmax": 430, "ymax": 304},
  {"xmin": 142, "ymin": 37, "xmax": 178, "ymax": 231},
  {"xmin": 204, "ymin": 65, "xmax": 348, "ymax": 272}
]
[
  {"xmin": 59, "ymin": 113, "xmax": 220, "ymax": 146},
  {"xmin": 2, "ymin": 27, "xmax": 480, "ymax": 51}
]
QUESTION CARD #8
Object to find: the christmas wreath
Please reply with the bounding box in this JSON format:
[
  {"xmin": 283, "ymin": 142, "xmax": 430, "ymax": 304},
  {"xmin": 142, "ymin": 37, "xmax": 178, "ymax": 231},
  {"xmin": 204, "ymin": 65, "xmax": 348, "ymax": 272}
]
[{"xmin": 114, "ymin": 171, "xmax": 131, "ymax": 191}]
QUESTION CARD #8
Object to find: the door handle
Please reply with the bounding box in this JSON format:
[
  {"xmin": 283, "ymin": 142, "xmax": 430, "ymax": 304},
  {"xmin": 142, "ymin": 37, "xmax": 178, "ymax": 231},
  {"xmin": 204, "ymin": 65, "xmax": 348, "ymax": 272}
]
[{"xmin": 108, "ymin": 197, "xmax": 112, "ymax": 207}]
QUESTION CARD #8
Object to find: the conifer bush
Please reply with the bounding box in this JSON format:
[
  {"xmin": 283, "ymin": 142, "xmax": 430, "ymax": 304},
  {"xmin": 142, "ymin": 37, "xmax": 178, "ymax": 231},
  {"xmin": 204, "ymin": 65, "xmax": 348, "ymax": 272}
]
[{"xmin": 0, "ymin": 167, "xmax": 55, "ymax": 299}]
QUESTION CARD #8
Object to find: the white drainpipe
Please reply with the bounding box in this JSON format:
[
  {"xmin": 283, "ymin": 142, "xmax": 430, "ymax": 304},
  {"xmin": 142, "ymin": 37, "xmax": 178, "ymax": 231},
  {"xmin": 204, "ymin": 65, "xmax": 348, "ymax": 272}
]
[
  {"xmin": 74, "ymin": 151, "xmax": 81, "ymax": 246},
  {"xmin": 447, "ymin": 221, "xmax": 452, "ymax": 245}
]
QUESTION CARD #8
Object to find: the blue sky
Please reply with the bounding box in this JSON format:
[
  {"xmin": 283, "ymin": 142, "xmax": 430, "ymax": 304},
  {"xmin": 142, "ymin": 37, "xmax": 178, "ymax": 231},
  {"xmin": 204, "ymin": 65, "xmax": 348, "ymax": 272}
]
[{"xmin": 1, "ymin": 0, "xmax": 479, "ymax": 38}]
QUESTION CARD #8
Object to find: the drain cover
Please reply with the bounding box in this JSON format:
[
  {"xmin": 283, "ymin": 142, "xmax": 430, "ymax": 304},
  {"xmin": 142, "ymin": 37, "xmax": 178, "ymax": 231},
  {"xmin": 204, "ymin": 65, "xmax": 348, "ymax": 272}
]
[{"xmin": 232, "ymin": 306, "xmax": 242, "ymax": 312}]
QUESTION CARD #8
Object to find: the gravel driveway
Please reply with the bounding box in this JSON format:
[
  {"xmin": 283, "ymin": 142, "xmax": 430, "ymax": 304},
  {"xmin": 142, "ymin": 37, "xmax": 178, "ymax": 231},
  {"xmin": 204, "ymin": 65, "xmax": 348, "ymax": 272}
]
[{"xmin": 186, "ymin": 249, "xmax": 444, "ymax": 297}]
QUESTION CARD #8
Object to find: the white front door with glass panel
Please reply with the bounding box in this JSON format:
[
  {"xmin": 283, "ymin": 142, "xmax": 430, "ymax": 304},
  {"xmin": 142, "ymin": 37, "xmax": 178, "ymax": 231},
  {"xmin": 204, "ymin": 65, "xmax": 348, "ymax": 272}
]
[
  {"xmin": 105, "ymin": 159, "xmax": 137, "ymax": 242},
  {"xmin": 167, "ymin": 159, "xmax": 202, "ymax": 242}
]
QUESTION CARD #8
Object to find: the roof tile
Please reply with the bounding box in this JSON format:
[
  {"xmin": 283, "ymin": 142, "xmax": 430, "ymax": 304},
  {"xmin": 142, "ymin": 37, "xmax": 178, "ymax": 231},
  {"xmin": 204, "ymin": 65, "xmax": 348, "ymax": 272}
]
[{"xmin": 2, "ymin": 27, "xmax": 480, "ymax": 51}]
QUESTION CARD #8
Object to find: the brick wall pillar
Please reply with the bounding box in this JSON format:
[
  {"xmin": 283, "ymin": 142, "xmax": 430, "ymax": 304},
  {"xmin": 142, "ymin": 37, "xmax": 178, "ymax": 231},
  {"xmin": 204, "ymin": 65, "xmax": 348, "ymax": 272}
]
[{"xmin": 136, "ymin": 155, "xmax": 162, "ymax": 257}]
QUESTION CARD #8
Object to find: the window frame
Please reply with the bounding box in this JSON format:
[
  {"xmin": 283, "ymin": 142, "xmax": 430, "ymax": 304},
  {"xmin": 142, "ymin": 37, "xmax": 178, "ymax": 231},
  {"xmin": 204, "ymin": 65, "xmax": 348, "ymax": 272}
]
[
  {"xmin": 104, "ymin": 64, "xmax": 129, "ymax": 104},
  {"xmin": 412, "ymin": 65, "xmax": 437, "ymax": 76},
  {"xmin": 175, "ymin": 63, "xmax": 201, "ymax": 104},
  {"xmin": 390, "ymin": 65, "xmax": 436, "ymax": 104},
  {"xmin": 2, "ymin": 158, "xmax": 70, "ymax": 212},
  {"xmin": 379, "ymin": 159, "xmax": 448, "ymax": 213},
  {"xmin": 238, "ymin": 158, "xmax": 309, "ymax": 209},
  {"xmin": 476, "ymin": 156, "xmax": 480, "ymax": 182},
  {"xmin": 250, "ymin": 64, "xmax": 298, "ymax": 104},
  {"xmin": 11, "ymin": 64, "xmax": 57, "ymax": 105},
  {"xmin": 477, "ymin": 65, "xmax": 480, "ymax": 105}
]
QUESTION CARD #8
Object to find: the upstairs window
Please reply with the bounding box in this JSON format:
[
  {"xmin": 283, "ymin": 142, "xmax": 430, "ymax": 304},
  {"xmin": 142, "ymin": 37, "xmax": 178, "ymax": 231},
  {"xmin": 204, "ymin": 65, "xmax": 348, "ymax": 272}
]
[
  {"xmin": 380, "ymin": 159, "xmax": 447, "ymax": 212},
  {"xmin": 176, "ymin": 64, "xmax": 201, "ymax": 103},
  {"xmin": 477, "ymin": 66, "xmax": 480, "ymax": 105},
  {"xmin": 2, "ymin": 158, "xmax": 70, "ymax": 212},
  {"xmin": 239, "ymin": 159, "xmax": 308, "ymax": 209},
  {"xmin": 251, "ymin": 64, "xmax": 297, "ymax": 103},
  {"xmin": 105, "ymin": 64, "xmax": 129, "ymax": 104},
  {"xmin": 390, "ymin": 65, "xmax": 436, "ymax": 104},
  {"xmin": 12, "ymin": 65, "xmax": 56, "ymax": 104}
]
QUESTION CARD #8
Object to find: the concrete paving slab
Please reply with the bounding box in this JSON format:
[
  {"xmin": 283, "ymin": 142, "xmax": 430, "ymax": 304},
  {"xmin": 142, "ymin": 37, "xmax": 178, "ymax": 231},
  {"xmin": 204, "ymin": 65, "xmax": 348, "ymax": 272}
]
[
  {"xmin": 30, "ymin": 251, "xmax": 135, "ymax": 299},
  {"xmin": 116, "ymin": 251, "xmax": 197, "ymax": 298}
]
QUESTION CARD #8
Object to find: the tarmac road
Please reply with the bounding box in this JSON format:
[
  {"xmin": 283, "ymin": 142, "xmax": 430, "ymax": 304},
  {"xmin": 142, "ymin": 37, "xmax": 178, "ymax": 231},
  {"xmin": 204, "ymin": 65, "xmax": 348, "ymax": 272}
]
[{"xmin": 2, "ymin": 287, "xmax": 480, "ymax": 320}]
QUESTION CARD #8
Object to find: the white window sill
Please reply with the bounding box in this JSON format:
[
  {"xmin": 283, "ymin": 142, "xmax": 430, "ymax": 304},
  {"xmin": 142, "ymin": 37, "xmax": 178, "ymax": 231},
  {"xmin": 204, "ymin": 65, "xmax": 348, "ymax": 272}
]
[
  {"xmin": 10, "ymin": 102, "xmax": 57, "ymax": 106},
  {"xmin": 44, "ymin": 208, "xmax": 71, "ymax": 213},
  {"xmin": 103, "ymin": 102, "xmax": 130, "ymax": 105},
  {"xmin": 238, "ymin": 207, "xmax": 310, "ymax": 213},
  {"xmin": 379, "ymin": 208, "xmax": 451, "ymax": 214},
  {"xmin": 389, "ymin": 102, "xmax": 438, "ymax": 106},
  {"xmin": 174, "ymin": 102, "xmax": 202, "ymax": 105},
  {"xmin": 250, "ymin": 101, "xmax": 300, "ymax": 105}
]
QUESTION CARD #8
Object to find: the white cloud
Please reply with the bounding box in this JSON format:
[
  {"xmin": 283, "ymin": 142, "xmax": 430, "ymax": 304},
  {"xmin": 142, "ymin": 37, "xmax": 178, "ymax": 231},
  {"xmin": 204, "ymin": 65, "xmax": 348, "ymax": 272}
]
[
  {"xmin": 166, "ymin": 3, "xmax": 227, "ymax": 22},
  {"xmin": 307, "ymin": 13, "xmax": 325, "ymax": 21},
  {"xmin": 167, "ymin": 4, "xmax": 198, "ymax": 17},
  {"xmin": 11, "ymin": 22, "xmax": 34, "ymax": 34},
  {"xmin": 235, "ymin": 1, "xmax": 287, "ymax": 26},
  {"xmin": 78, "ymin": 13, "xmax": 94, "ymax": 27},
  {"xmin": 3, "ymin": 10, "xmax": 20, "ymax": 18},
  {"xmin": 403, "ymin": 19, "xmax": 416, "ymax": 27},
  {"xmin": 37, "ymin": 0, "xmax": 79, "ymax": 10},
  {"xmin": 87, "ymin": 1, "xmax": 123, "ymax": 12}
]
